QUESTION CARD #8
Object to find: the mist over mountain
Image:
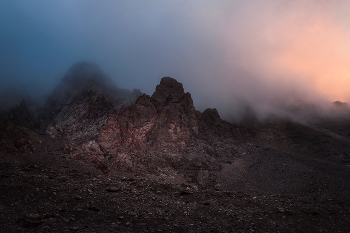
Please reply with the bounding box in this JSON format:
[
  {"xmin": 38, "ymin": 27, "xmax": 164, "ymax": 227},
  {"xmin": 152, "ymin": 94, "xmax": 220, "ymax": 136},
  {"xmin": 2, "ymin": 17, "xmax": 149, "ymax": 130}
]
[
  {"xmin": 0, "ymin": 61, "xmax": 350, "ymax": 232},
  {"xmin": 1, "ymin": 2, "xmax": 350, "ymax": 231},
  {"xmin": 1, "ymin": 1, "xmax": 350, "ymax": 122}
]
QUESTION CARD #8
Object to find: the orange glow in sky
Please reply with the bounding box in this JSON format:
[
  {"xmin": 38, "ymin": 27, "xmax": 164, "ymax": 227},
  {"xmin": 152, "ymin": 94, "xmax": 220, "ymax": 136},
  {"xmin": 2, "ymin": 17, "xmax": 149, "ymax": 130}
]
[
  {"xmin": 194, "ymin": 1, "xmax": 350, "ymax": 104},
  {"xmin": 271, "ymin": 15, "xmax": 350, "ymax": 102}
]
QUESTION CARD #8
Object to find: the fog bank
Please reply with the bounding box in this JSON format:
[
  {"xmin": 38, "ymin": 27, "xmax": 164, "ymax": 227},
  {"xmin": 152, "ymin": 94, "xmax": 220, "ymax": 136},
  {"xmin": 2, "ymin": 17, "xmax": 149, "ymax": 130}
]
[{"xmin": 1, "ymin": 0, "xmax": 350, "ymax": 121}]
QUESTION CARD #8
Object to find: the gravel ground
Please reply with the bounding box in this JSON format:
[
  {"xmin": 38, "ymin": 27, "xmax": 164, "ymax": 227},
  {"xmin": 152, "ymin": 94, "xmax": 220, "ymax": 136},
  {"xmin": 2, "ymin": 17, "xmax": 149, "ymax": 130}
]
[{"xmin": 1, "ymin": 136, "xmax": 350, "ymax": 233}]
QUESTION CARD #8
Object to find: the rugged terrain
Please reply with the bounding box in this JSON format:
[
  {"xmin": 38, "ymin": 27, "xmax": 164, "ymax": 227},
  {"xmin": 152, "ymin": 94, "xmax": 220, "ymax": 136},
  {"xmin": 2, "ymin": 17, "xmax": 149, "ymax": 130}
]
[{"xmin": 1, "ymin": 62, "xmax": 350, "ymax": 232}]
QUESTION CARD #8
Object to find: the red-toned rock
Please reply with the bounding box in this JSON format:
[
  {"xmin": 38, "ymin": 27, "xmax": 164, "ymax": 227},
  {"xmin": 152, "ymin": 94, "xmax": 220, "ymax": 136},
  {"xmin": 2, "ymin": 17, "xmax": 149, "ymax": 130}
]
[
  {"xmin": 96, "ymin": 77, "xmax": 239, "ymax": 174},
  {"xmin": 6, "ymin": 63, "xmax": 240, "ymax": 176}
]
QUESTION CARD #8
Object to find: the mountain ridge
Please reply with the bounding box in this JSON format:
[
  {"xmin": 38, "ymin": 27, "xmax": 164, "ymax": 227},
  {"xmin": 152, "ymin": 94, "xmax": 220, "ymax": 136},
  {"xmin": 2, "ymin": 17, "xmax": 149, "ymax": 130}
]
[{"xmin": 1, "ymin": 62, "xmax": 350, "ymax": 232}]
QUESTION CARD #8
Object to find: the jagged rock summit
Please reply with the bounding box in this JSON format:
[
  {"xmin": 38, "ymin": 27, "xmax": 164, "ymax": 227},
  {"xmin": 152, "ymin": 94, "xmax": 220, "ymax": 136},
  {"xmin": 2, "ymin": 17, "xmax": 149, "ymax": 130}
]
[
  {"xmin": 151, "ymin": 77, "xmax": 186, "ymax": 103},
  {"xmin": 41, "ymin": 62, "xmax": 141, "ymax": 139},
  {"xmin": 61, "ymin": 61, "xmax": 116, "ymax": 91},
  {"xmin": 67, "ymin": 76, "xmax": 239, "ymax": 177},
  {"xmin": 2, "ymin": 64, "xmax": 350, "ymax": 232},
  {"xmin": 0, "ymin": 63, "xmax": 241, "ymax": 182}
]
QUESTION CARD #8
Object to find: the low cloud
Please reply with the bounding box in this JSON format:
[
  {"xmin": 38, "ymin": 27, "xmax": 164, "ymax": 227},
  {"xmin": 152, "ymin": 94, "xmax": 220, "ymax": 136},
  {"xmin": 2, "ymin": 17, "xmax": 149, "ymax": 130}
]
[{"xmin": 1, "ymin": 0, "xmax": 349, "ymax": 121}]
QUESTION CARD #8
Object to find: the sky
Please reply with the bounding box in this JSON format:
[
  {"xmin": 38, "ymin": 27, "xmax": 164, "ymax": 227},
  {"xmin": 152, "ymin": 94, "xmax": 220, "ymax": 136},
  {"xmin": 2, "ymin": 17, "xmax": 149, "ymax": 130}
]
[{"xmin": 1, "ymin": 0, "xmax": 350, "ymax": 120}]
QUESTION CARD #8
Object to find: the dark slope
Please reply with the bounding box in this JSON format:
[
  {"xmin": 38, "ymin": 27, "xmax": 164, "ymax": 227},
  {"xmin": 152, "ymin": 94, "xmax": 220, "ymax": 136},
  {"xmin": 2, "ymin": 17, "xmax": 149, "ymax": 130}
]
[
  {"xmin": 226, "ymin": 109, "xmax": 350, "ymax": 200},
  {"xmin": 0, "ymin": 63, "xmax": 350, "ymax": 232},
  {"xmin": 1, "ymin": 149, "xmax": 350, "ymax": 233}
]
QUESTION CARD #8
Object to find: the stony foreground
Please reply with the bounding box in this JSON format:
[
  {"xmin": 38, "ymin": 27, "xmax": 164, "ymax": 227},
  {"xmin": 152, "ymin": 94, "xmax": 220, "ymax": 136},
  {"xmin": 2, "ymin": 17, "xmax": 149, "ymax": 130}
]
[{"xmin": 1, "ymin": 151, "xmax": 349, "ymax": 233}]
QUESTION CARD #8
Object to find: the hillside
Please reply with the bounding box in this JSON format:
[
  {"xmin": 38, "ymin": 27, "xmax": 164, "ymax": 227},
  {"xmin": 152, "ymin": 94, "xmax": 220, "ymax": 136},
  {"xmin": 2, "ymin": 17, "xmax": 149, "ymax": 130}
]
[{"xmin": 0, "ymin": 62, "xmax": 350, "ymax": 232}]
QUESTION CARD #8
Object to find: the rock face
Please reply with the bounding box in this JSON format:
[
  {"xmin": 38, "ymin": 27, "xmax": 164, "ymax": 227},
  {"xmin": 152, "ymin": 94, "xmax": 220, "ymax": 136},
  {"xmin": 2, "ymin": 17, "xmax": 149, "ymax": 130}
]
[
  {"xmin": 40, "ymin": 62, "xmax": 141, "ymax": 137},
  {"xmin": 38, "ymin": 62, "xmax": 141, "ymax": 172},
  {"xmin": 1, "ymin": 63, "xmax": 240, "ymax": 181},
  {"xmin": 39, "ymin": 71, "xmax": 240, "ymax": 177},
  {"xmin": 47, "ymin": 84, "xmax": 114, "ymax": 140},
  {"xmin": 98, "ymin": 77, "xmax": 199, "ymax": 154},
  {"xmin": 2, "ymin": 63, "xmax": 350, "ymax": 233},
  {"xmin": 99, "ymin": 77, "xmax": 238, "ymax": 152},
  {"xmin": 80, "ymin": 77, "xmax": 240, "ymax": 177}
]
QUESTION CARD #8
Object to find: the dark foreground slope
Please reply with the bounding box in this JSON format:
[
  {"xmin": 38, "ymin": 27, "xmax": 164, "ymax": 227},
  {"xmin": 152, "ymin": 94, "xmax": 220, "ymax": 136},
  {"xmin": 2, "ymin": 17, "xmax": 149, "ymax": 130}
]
[
  {"xmin": 1, "ymin": 63, "xmax": 350, "ymax": 232},
  {"xmin": 1, "ymin": 148, "xmax": 349, "ymax": 233}
]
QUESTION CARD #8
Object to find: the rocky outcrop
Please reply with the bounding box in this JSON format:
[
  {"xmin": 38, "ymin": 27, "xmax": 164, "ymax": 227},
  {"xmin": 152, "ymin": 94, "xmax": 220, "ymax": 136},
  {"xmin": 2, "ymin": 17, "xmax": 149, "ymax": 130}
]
[
  {"xmin": 0, "ymin": 124, "xmax": 42, "ymax": 154},
  {"xmin": 37, "ymin": 62, "xmax": 142, "ymax": 172},
  {"xmin": 98, "ymin": 77, "xmax": 199, "ymax": 154},
  {"xmin": 64, "ymin": 140, "xmax": 110, "ymax": 173},
  {"xmin": 0, "ymin": 100, "xmax": 42, "ymax": 154},
  {"xmin": 40, "ymin": 62, "xmax": 141, "ymax": 134},
  {"xmin": 76, "ymin": 77, "xmax": 240, "ymax": 175},
  {"xmin": 47, "ymin": 84, "xmax": 115, "ymax": 140},
  {"xmin": 54, "ymin": 76, "xmax": 240, "ymax": 176},
  {"xmin": 1, "ymin": 63, "xmax": 240, "ymax": 178}
]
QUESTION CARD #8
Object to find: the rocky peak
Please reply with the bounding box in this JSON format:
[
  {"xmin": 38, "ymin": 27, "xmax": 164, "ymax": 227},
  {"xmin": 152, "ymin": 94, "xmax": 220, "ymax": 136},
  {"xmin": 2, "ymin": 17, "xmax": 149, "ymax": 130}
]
[
  {"xmin": 201, "ymin": 108, "xmax": 221, "ymax": 125},
  {"xmin": 46, "ymin": 62, "xmax": 115, "ymax": 112},
  {"xmin": 62, "ymin": 61, "xmax": 117, "ymax": 91},
  {"xmin": 90, "ymin": 77, "xmax": 241, "ymax": 173},
  {"xmin": 9, "ymin": 99, "xmax": 34, "ymax": 127},
  {"xmin": 41, "ymin": 62, "xmax": 141, "ymax": 131},
  {"xmin": 1, "ymin": 71, "xmax": 240, "ymax": 177},
  {"xmin": 151, "ymin": 77, "xmax": 186, "ymax": 103}
]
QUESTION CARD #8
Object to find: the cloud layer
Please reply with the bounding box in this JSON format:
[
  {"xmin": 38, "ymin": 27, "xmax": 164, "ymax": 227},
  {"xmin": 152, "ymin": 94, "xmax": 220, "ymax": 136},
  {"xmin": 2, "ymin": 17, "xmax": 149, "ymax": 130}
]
[{"xmin": 1, "ymin": 0, "xmax": 349, "ymax": 120}]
